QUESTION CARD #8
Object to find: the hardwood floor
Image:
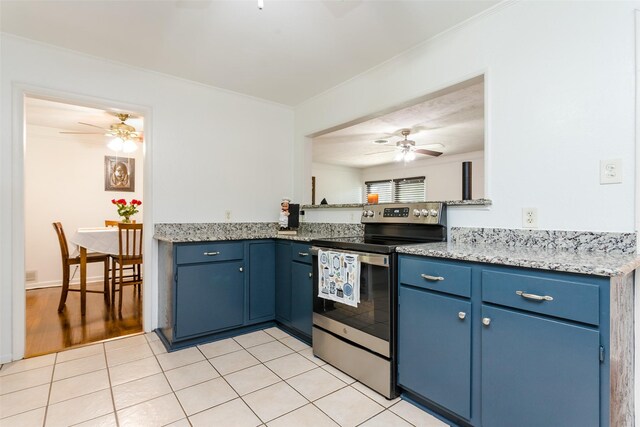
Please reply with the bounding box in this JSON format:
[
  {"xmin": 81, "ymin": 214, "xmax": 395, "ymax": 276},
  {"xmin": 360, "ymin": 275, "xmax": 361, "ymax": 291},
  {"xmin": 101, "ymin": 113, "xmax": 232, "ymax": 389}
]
[{"xmin": 25, "ymin": 282, "xmax": 143, "ymax": 358}]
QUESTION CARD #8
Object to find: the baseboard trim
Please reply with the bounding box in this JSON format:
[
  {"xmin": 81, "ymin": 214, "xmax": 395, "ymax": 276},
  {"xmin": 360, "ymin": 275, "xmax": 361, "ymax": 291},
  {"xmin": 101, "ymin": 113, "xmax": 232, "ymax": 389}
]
[{"xmin": 26, "ymin": 275, "xmax": 105, "ymax": 290}]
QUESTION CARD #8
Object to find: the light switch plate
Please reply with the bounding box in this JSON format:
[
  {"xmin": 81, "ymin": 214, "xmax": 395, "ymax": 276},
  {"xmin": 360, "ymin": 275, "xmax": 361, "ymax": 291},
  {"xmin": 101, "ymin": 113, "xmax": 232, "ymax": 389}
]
[{"xmin": 600, "ymin": 159, "xmax": 622, "ymax": 184}]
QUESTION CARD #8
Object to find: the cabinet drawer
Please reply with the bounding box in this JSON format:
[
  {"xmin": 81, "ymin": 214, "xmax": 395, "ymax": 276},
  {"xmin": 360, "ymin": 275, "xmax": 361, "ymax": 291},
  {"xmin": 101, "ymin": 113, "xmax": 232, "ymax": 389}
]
[
  {"xmin": 176, "ymin": 242, "xmax": 243, "ymax": 265},
  {"xmin": 399, "ymin": 257, "xmax": 471, "ymax": 298},
  {"xmin": 481, "ymin": 270, "xmax": 599, "ymax": 325},
  {"xmin": 291, "ymin": 243, "xmax": 312, "ymax": 264}
]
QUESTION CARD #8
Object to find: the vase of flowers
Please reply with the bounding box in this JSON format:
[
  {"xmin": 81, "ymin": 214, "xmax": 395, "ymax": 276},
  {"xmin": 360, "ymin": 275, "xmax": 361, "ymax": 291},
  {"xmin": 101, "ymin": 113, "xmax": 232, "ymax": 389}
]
[{"xmin": 112, "ymin": 198, "xmax": 142, "ymax": 223}]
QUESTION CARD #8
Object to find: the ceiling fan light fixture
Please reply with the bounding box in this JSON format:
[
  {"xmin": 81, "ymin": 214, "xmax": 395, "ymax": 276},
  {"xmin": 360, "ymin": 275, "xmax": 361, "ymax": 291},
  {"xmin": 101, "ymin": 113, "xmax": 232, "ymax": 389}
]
[
  {"xmin": 122, "ymin": 139, "xmax": 138, "ymax": 153},
  {"xmin": 108, "ymin": 137, "xmax": 124, "ymax": 152}
]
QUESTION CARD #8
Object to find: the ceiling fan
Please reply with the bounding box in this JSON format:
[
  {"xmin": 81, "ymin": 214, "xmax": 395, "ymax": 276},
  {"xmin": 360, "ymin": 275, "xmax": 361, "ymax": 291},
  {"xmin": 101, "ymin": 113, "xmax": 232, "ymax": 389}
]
[
  {"xmin": 368, "ymin": 129, "xmax": 443, "ymax": 162},
  {"xmin": 60, "ymin": 113, "xmax": 143, "ymax": 141},
  {"xmin": 60, "ymin": 113, "xmax": 142, "ymax": 153}
]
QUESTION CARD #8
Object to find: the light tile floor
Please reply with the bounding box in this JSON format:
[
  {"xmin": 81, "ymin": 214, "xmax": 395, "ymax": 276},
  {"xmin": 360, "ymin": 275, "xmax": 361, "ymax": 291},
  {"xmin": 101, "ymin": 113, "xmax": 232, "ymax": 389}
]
[{"xmin": 0, "ymin": 327, "xmax": 449, "ymax": 427}]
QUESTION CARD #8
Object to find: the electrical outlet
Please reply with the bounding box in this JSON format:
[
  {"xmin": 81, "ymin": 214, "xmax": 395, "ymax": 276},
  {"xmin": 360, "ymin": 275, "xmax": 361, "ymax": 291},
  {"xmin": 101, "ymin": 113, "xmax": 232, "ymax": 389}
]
[
  {"xmin": 522, "ymin": 208, "xmax": 538, "ymax": 229},
  {"xmin": 25, "ymin": 270, "xmax": 37, "ymax": 282},
  {"xmin": 225, "ymin": 210, "xmax": 232, "ymax": 222},
  {"xmin": 600, "ymin": 159, "xmax": 622, "ymax": 184}
]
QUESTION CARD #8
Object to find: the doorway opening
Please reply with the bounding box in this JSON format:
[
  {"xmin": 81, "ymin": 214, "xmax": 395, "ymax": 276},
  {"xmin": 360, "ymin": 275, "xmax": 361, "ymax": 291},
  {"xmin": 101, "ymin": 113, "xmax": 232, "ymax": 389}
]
[{"xmin": 24, "ymin": 95, "xmax": 144, "ymax": 357}]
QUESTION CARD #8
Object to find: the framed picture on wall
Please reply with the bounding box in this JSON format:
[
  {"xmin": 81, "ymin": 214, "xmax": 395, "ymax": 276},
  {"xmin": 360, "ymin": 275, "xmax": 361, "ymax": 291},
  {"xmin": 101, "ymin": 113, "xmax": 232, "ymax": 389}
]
[{"xmin": 104, "ymin": 156, "xmax": 135, "ymax": 192}]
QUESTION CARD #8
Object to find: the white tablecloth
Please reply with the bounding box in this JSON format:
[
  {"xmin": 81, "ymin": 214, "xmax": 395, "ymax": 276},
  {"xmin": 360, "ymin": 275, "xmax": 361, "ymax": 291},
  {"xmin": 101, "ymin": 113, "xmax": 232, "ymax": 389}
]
[{"xmin": 70, "ymin": 227, "xmax": 119, "ymax": 256}]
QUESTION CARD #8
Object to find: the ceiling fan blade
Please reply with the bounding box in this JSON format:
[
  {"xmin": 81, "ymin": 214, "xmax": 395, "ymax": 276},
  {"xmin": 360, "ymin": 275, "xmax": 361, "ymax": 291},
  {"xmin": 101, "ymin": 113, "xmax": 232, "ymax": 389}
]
[
  {"xmin": 78, "ymin": 122, "xmax": 109, "ymax": 130},
  {"xmin": 365, "ymin": 149, "xmax": 396, "ymax": 155},
  {"xmin": 59, "ymin": 131, "xmax": 106, "ymax": 135},
  {"xmin": 415, "ymin": 148, "xmax": 443, "ymax": 157}
]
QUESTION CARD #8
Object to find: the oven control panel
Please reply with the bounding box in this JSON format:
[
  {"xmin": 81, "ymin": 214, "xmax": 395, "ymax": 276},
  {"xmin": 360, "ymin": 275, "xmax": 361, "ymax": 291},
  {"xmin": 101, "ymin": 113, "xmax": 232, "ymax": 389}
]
[
  {"xmin": 362, "ymin": 202, "xmax": 446, "ymax": 225},
  {"xmin": 383, "ymin": 207, "xmax": 410, "ymax": 218}
]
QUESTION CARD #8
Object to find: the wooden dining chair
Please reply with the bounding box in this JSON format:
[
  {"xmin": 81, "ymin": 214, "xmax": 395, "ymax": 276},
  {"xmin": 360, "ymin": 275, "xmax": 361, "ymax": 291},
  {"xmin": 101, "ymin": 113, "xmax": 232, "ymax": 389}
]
[
  {"xmin": 105, "ymin": 220, "xmax": 136, "ymax": 227},
  {"xmin": 105, "ymin": 220, "xmax": 140, "ymax": 295},
  {"xmin": 112, "ymin": 223, "xmax": 143, "ymax": 313},
  {"xmin": 52, "ymin": 222, "xmax": 110, "ymax": 312}
]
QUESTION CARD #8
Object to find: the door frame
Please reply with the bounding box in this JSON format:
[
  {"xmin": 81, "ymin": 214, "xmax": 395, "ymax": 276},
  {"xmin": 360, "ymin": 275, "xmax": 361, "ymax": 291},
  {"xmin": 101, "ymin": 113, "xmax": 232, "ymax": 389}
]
[{"xmin": 11, "ymin": 83, "xmax": 156, "ymax": 360}]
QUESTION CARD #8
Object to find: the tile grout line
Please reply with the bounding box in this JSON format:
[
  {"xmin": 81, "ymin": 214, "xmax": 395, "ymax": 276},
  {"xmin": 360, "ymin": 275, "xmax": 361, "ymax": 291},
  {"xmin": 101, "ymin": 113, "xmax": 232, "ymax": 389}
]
[
  {"xmin": 153, "ymin": 341, "xmax": 191, "ymax": 425},
  {"xmin": 103, "ymin": 342, "xmax": 122, "ymax": 427},
  {"xmin": 41, "ymin": 351, "xmax": 57, "ymax": 427}
]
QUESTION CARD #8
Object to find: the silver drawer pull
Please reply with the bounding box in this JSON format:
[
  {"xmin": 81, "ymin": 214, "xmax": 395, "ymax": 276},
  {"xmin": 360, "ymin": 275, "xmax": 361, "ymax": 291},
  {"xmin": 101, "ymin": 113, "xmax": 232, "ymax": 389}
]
[
  {"xmin": 239, "ymin": 267, "xmax": 244, "ymax": 272},
  {"xmin": 308, "ymin": 272, "xmax": 312, "ymax": 278},
  {"xmin": 421, "ymin": 274, "xmax": 444, "ymax": 281},
  {"xmin": 516, "ymin": 290, "xmax": 553, "ymax": 301},
  {"xmin": 298, "ymin": 252, "xmax": 309, "ymax": 256},
  {"xmin": 458, "ymin": 312, "xmax": 466, "ymax": 320},
  {"xmin": 203, "ymin": 251, "xmax": 221, "ymax": 256}
]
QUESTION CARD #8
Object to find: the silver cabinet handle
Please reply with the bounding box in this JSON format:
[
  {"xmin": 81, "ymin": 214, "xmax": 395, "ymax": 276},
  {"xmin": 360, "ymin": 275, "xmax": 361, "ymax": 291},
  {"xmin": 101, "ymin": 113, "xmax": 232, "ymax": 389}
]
[
  {"xmin": 308, "ymin": 272, "xmax": 313, "ymax": 278},
  {"xmin": 299, "ymin": 252, "xmax": 309, "ymax": 256},
  {"xmin": 239, "ymin": 267, "xmax": 243, "ymax": 272},
  {"xmin": 458, "ymin": 312, "xmax": 466, "ymax": 320},
  {"xmin": 516, "ymin": 290, "xmax": 553, "ymax": 301},
  {"xmin": 204, "ymin": 251, "xmax": 220, "ymax": 256},
  {"xmin": 421, "ymin": 274, "xmax": 444, "ymax": 281},
  {"xmin": 482, "ymin": 317, "xmax": 491, "ymax": 326}
]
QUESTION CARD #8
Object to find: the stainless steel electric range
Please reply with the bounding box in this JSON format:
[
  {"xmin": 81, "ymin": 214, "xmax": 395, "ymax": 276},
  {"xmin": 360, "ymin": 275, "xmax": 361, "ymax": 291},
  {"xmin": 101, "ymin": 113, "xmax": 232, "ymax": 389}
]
[{"xmin": 311, "ymin": 202, "xmax": 447, "ymax": 399}]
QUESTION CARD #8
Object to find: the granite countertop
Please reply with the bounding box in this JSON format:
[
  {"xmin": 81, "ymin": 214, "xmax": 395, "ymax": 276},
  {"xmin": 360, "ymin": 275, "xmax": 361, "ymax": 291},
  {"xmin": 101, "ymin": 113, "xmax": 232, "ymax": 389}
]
[
  {"xmin": 153, "ymin": 222, "xmax": 363, "ymax": 243},
  {"xmin": 397, "ymin": 241, "xmax": 640, "ymax": 277}
]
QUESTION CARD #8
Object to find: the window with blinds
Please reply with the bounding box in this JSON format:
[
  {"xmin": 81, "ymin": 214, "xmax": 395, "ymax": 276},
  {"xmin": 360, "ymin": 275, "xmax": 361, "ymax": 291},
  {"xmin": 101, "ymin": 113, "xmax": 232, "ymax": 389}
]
[
  {"xmin": 365, "ymin": 176, "xmax": 425, "ymax": 203},
  {"xmin": 365, "ymin": 180, "xmax": 393, "ymax": 203},
  {"xmin": 394, "ymin": 177, "xmax": 426, "ymax": 202}
]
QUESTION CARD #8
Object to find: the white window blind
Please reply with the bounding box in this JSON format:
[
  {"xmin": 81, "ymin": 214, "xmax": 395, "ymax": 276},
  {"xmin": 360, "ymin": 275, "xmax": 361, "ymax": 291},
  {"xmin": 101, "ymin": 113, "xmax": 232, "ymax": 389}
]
[
  {"xmin": 394, "ymin": 177, "xmax": 426, "ymax": 202},
  {"xmin": 365, "ymin": 180, "xmax": 393, "ymax": 203},
  {"xmin": 365, "ymin": 177, "xmax": 425, "ymax": 203}
]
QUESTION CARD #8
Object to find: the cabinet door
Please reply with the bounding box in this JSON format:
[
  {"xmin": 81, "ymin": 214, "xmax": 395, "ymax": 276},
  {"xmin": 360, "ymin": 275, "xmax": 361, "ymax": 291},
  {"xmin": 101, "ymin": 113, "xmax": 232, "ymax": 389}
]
[
  {"xmin": 248, "ymin": 241, "xmax": 275, "ymax": 322},
  {"xmin": 175, "ymin": 261, "xmax": 244, "ymax": 338},
  {"xmin": 275, "ymin": 242, "xmax": 292, "ymax": 323},
  {"xmin": 398, "ymin": 286, "xmax": 471, "ymax": 419},
  {"xmin": 291, "ymin": 261, "xmax": 313, "ymax": 337},
  {"xmin": 481, "ymin": 305, "xmax": 600, "ymax": 427}
]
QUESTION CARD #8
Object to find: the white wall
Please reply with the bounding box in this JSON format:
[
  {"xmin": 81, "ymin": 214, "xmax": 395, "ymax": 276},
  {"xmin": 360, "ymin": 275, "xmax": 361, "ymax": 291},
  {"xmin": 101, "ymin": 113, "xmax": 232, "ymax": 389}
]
[
  {"xmin": 362, "ymin": 151, "xmax": 484, "ymax": 202},
  {"xmin": 25, "ymin": 124, "xmax": 144, "ymax": 289},
  {"xmin": 0, "ymin": 34, "xmax": 294, "ymax": 361},
  {"xmin": 312, "ymin": 162, "xmax": 363, "ymax": 204},
  {"xmin": 294, "ymin": 1, "xmax": 637, "ymax": 233}
]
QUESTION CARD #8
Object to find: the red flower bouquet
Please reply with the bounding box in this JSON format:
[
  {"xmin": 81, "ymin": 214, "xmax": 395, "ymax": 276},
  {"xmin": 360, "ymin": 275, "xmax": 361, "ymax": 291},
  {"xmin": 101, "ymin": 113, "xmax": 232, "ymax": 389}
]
[{"xmin": 112, "ymin": 199, "xmax": 142, "ymax": 223}]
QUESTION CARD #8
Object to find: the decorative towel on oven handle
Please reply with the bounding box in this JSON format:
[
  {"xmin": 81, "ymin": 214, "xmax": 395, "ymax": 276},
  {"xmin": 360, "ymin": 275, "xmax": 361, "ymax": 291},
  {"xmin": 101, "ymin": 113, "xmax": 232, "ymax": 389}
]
[{"xmin": 317, "ymin": 249, "xmax": 360, "ymax": 308}]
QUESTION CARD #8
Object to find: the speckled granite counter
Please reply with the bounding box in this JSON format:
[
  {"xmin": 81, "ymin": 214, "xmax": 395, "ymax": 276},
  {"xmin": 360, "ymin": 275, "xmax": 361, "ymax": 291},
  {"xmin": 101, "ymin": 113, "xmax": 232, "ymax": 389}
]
[
  {"xmin": 153, "ymin": 222, "xmax": 363, "ymax": 243},
  {"xmin": 397, "ymin": 241, "xmax": 640, "ymax": 277}
]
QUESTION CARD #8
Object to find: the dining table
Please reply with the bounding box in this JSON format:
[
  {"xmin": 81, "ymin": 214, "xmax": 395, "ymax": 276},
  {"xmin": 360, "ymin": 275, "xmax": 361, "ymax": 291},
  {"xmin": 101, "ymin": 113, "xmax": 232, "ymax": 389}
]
[{"xmin": 69, "ymin": 227, "xmax": 119, "ymax": 315}]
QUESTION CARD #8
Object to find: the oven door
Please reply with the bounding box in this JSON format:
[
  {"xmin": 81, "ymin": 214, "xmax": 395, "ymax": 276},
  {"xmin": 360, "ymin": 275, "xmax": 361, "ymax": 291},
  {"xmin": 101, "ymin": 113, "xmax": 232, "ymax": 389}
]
[{"xmin": 311, "ymin": 246, "xmax": 394, "ymax": 358}]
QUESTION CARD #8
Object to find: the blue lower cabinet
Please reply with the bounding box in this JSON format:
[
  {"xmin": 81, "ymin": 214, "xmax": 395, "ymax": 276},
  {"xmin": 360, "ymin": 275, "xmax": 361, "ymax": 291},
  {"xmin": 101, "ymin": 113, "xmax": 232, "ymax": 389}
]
[
  {"xmin": 275, "ymin": 242, "xmax": 292, "ymax": 323},
  {"xmin": 175, "ymin": 261, "xmax": 245, "ymax": 339},
  {"xmin": 398, "ymin": 285, "xmax": 471, "ymax": 419},
  {"xmin": 248, "ymin": 241, "xmax": 275, "ymax": 322},
  {"xmin": 291, "ymin": 261, "xmax": 313, "ymax": 338},
  {"xmin": 481, "ymin": 305, "xmax": 600, "ymax": 427}
]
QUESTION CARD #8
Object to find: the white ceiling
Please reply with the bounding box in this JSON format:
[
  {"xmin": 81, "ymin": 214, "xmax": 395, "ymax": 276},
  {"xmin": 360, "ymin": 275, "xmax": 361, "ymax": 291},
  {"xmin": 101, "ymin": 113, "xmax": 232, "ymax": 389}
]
[
  {"xmin": 1, "ymin": 0, "xmax": 500, "ymax": 106},
  {"xmin": 313, "ymin": 78, "xmax": 484, "ymax": 168}
]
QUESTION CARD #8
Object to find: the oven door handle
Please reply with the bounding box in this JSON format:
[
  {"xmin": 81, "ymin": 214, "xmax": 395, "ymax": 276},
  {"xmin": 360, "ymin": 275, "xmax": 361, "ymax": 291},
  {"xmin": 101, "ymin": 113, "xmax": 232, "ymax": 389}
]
[{"xmin": 310, "ymin": 246, "xmax": 389, "ymax": 268}]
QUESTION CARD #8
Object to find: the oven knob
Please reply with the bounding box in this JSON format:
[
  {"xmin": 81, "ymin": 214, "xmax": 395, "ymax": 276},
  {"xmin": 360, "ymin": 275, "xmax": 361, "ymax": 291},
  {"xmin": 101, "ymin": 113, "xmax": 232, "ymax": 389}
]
[
  {"xmin": 366, "ymin": 210, "xmax": 374, "ymax": 217},
  {"xmin": 421, "ymin": 209, "xmax": 429, "ymax": 217},
  {"xmin": 362, "ymin": 211, "xmax": 367, "ymax": 217},
  {"xmin": 413, "ymin": 209, "xmax": 421, "ymax": 217},
  {"xmin": 429, "ymin": 209, "xmax": 438, "ymax": 217}
]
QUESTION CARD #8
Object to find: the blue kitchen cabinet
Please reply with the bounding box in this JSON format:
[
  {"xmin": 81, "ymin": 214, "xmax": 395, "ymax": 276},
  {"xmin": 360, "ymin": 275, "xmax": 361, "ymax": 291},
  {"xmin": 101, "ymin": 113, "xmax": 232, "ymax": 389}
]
[
  {"xmin": 247, "ymin": 240, "xmax": 275, "ymax": 323},
  {"xmin": 291, "ymin": 260, "xmax": 313, "ymax": 338},
  {"xmin": 158, "ymin": 239, "xmax": 278, "ymax": 350},
  {"xmin": 397, "ymin": 254, "xmax": 613, "ymax": 427},
  {"xmin": 275, "ymin": 241, "xmax": 292, "ymax": 323},
  {"xmin": 175, "ymin": 260, "xmax": 245, "ymax": 339},
  {"xmin": 398, "ymin": 285, "xmax": 471, "ymax": 420},
  {"xmin": 481, "ymin": 304, "xmax": 600, "ymax": 427},
  {"xmin": 275, "ymin": 241, "xmax": 313, "ymax": 341}
]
